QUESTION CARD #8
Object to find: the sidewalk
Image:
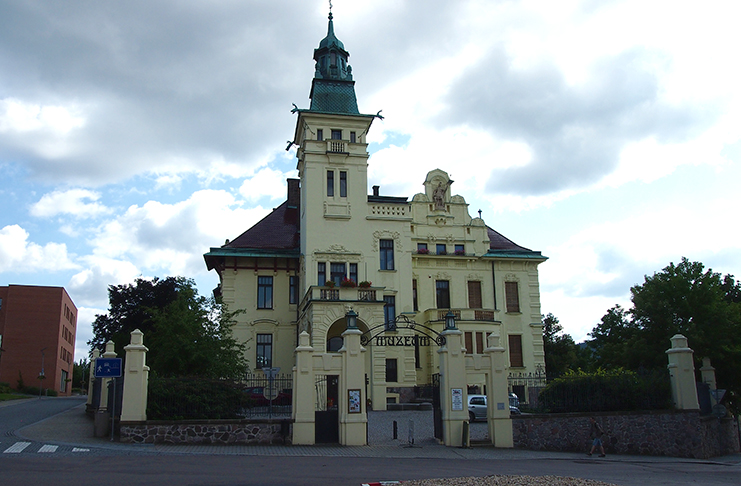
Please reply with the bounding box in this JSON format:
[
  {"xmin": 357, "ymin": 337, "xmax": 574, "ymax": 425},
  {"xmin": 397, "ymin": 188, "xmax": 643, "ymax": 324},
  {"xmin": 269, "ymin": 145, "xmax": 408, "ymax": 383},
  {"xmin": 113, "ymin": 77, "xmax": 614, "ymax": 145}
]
[{"xmin": 15, "ymin": 399, "xmax": 741, "ymax": 464}]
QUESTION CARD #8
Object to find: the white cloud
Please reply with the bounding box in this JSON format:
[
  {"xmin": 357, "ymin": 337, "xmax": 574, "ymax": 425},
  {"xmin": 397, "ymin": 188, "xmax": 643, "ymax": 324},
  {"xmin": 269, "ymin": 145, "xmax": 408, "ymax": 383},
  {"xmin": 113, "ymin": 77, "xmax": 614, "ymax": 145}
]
[
  {"xmin": 90, "ymin": 189, "xmax": 270, "ymax": 278},
  {"xmin": 30, "ymin": 188, "xmax": 111, "ymax": 219},
  {"xmin": 0, "ymin": 98, "xmax": 85, "ymax": 134},
  {"xmin": 238, "ymin": 166, "xmax": 294, "ymax": 203},
  {"xmin": 0, "ymin": 225, "xmax": 78, "ymax": 273}
]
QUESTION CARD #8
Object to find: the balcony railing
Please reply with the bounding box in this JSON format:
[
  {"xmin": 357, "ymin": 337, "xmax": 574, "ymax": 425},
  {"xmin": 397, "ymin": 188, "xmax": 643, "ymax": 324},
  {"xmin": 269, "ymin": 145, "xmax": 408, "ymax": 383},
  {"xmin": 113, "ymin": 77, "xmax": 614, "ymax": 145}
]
[
  {"xmin": 328, "ymin": 140, "xmax": 346, "ymax": 153},
  {"xmin": 428, "ymin": 308, "xmax": 499, "ymax": 323},
  {"xmin": 301, "ymin": 286, "xmax": 382, "ymax": 307}
]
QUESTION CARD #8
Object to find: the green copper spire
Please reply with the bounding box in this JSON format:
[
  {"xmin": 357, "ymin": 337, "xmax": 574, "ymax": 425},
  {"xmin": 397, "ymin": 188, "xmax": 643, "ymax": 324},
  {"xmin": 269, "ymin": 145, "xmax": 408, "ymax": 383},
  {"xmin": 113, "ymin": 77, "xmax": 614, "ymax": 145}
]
[{"xmin": 309, "ymin": 11, "xmax": 359, "ymax": 114}]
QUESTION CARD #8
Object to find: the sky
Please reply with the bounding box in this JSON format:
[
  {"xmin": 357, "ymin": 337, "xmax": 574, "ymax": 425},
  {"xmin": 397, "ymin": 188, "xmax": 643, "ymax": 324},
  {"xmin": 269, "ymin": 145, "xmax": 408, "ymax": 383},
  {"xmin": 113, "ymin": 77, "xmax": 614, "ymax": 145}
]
[{"xmin": 2, "ymin": 0, "xmax": 740, "ymax": 362}]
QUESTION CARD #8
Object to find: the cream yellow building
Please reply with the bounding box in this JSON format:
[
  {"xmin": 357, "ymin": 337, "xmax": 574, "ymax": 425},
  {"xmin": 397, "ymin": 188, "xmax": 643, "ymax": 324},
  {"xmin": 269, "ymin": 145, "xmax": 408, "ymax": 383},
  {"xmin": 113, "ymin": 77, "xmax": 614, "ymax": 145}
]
[{"xmin": 204, "ymin": 13, "xmax": 547, "ymax": 411}]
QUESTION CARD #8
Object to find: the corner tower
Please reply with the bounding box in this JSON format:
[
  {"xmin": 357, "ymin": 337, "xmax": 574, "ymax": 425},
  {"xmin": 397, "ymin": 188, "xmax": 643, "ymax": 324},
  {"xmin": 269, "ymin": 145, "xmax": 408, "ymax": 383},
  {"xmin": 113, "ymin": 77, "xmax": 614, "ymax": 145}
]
[{"xmin": 292, "ymin": 12, "xmax": 380, "ymax": 313}]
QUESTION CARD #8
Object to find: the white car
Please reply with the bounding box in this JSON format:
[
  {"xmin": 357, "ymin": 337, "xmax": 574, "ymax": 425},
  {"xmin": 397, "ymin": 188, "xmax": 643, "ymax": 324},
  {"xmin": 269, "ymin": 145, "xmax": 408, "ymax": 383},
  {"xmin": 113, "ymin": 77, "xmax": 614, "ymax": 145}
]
[{"xmin": 468, "ymin": 394, "xmax": 521, "ymax": 422}]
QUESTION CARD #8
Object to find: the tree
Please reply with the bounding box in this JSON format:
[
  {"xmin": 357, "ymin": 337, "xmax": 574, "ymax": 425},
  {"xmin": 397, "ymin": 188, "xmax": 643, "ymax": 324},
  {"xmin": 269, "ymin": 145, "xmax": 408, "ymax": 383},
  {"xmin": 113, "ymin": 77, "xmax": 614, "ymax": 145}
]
[
  {"xmin": 590, "ymin": 258, "xmax": 741, "ymax": 413},
  {"xmin": 542, "ymin": 313, "xmax": 578, "ymax": 377},
  {"xmin": 72, "ymin": 358, "xmax": 89, "ymax": 390},
  {"xmin": 88, "ymin": 277, "xmax": 248, "ymax": 379}
]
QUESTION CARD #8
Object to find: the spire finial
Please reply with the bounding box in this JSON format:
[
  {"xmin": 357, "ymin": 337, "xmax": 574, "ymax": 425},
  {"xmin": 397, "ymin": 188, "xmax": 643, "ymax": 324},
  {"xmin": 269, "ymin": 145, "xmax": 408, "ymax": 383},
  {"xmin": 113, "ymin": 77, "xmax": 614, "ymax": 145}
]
[{"xmin": 329, "ymin": 0, "xmax": 333, "ymax": 19}]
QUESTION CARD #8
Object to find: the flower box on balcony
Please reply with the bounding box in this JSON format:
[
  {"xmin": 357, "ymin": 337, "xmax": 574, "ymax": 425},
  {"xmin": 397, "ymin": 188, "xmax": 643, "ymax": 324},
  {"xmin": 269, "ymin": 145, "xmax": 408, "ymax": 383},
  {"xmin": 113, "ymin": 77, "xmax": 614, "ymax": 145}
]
[
  {"xmin": 358, "ymin": 281, "xmax": 372, "ymax": 288},
  {"xmin": 340, "ymin": 278, "xmax": 357, "ymax": 288},
  {"xmin": 416, "ymin": 248, "xmax": 429, "ymax": 254}
]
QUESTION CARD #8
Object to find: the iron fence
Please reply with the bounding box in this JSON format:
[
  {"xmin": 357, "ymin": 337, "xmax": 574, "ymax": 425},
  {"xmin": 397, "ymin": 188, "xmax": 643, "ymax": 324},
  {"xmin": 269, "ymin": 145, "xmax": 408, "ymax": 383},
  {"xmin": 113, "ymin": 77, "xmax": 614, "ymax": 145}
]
[
  {"xmin": 147, "ymin": 373, "xmax": 293, "ymax": 421},
  {"xmin": 508, "ymin": 369, "xmax": 673, "ymax": 413}
]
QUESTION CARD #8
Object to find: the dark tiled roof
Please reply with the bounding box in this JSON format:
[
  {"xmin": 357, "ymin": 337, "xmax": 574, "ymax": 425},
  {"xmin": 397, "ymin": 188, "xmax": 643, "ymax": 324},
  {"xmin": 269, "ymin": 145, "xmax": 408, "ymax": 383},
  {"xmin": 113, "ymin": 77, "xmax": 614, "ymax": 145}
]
[
  {"xmin": 309, "ymin": 80, "xmax": 359, "ymax": 114},
  {"xmin": 225, "ymin": 201, "xmax": 299, "ymax": 250},
  {"xmin": 486, "ymin": 226, "xmax": 546, "ymax": 260},
  {"xmin": 487, "ymin": 226, "xmax": 532, "ymax": 251}
]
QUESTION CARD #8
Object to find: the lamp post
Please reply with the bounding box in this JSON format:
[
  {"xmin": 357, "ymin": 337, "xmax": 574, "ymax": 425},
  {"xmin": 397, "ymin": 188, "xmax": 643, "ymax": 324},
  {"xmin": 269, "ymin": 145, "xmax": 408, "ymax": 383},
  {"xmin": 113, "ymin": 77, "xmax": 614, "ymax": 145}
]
[
  {"xmin": 38, "ymin": 347, "xmax": 47, "ymax": 399},
  {"xmin": 346, "ymin": 308, "xmax": 358, "ymax": 330},
  {"xmin": 445, "ymin": 310, "xmax": 457, "ymax": 330}
]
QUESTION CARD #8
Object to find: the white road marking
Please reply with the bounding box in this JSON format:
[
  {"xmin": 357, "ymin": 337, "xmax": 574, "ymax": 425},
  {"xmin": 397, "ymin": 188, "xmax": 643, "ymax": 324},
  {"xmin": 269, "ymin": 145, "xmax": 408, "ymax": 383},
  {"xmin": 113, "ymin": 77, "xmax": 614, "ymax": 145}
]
[
  {"xmin": 4, "ymin": 442, "xmax": 31, "ymax": 453},
  {"xmin": 72, "ymin": 447, "xmax": 90, "ymax": 452},
  {"xmin": 38, "ymin": 444, "xmax": 58, "ymax": 453}
]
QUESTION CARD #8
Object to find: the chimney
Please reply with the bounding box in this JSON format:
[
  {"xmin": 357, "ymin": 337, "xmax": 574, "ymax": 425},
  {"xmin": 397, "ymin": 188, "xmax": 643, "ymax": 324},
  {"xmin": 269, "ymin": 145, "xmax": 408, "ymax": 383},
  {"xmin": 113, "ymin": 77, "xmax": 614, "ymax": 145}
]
[
  {"xmin": 372, "ymin": 185, "xmax": 380, "ymax": 196},
  {"xmin": 287, "ymin": 179, "xmax": 300, "ymax": 207}
]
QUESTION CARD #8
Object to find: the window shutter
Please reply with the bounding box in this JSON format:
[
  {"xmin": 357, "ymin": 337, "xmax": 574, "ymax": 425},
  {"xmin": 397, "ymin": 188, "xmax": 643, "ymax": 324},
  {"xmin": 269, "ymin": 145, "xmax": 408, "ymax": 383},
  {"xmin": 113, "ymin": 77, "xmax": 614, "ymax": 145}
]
[
  {"xmin": 468, "ymin": 281, "xmax": 482, "ymax": 308},
  {"xmin": 509, "ymin": 334, "xmax": 523, "ymax": 367},
  {"xmin": 505, "ymin": 281, "xmax": 520, "ymax": 313}
]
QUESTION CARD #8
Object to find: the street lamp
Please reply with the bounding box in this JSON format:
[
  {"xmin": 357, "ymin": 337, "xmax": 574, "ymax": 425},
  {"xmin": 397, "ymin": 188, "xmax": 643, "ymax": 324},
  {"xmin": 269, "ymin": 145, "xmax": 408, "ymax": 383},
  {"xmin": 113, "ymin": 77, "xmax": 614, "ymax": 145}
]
[
  {"xmin": 38, "ymin": 347, "xmax": 47, "ymax": 399},
  {"xmin": 445, "ymin": 311, "xmax": 457, "ymax": 330},
  {"xmin": 345, "ymin": 308, "xmax": 358, "ymax": 330}
]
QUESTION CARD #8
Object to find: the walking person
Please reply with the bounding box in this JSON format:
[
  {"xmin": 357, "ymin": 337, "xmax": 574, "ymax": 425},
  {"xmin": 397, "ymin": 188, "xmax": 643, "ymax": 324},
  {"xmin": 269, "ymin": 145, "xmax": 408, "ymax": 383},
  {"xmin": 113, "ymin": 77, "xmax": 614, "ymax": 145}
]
[{"xmin": 587, "ymin": 417, "xmax": 606, "ymax": 457}]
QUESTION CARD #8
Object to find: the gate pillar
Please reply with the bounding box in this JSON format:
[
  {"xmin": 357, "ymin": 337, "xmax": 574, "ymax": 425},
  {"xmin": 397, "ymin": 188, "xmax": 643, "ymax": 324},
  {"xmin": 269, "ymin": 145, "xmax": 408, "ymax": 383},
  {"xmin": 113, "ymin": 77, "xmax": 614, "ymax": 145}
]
[
  {"xmin": 121, "ymin": 329, "xmax": 149, "ymax": 422},
  {"xmin": 484, "ymin": 332, "xmax": 513, "ymax": 447},
  {"xmin": 438, "ymin": 327, "xmax": 468, "ymax": 447},
  {"xmin": 339, "ymin": 324, "xmax": 367, "ymax": 445},
  {"xmin": 666, "ymin": 334, "xmax": 700, "ymax": 410},
  {"xmin": 99, "ymin": 340, "xmax": 117, "ymax": 411},
  {"xmin": 292, "ymin": 331, "xmax": 316, "ymax": 444}
]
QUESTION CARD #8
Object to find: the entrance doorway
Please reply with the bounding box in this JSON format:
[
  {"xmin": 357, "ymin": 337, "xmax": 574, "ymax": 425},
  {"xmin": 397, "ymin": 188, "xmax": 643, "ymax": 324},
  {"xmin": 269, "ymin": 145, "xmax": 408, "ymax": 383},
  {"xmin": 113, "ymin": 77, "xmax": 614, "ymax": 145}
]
[{"xmin": 315, "ymin": 374, "xmax": 339, "ymax": 443}]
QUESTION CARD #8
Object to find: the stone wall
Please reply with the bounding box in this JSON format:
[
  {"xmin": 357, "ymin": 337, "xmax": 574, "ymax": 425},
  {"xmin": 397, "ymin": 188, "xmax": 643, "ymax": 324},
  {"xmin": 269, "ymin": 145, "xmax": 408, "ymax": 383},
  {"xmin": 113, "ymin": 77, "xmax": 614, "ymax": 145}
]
[
  {"xmin": 120, "ymin": 419, "xmax": 292, "ymax": 445},
  {"xmin": 512, "ymin": 410, "xmax": 739, "ymax": 459}
]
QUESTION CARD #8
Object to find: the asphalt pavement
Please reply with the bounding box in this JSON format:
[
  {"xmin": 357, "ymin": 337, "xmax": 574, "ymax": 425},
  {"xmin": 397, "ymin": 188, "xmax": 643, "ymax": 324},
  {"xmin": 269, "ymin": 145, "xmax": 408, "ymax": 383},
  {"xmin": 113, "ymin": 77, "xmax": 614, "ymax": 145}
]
[{"xmin": 2, "ymin": 396, "xmax": 741, "ymax": 486}]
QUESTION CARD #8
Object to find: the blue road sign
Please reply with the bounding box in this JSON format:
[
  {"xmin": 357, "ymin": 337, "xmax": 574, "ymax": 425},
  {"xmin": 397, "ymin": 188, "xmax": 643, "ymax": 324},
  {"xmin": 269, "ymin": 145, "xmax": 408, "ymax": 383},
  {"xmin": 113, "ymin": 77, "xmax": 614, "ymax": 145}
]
[{"xmin": 94, "ymin": 358, "xmax": 122, "ymax": 378}]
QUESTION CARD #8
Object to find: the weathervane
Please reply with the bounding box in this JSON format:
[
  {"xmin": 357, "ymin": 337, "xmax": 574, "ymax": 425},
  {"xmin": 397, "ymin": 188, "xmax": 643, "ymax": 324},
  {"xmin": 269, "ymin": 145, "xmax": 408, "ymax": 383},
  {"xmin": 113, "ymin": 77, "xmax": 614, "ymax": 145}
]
[{"xmin": 329, "ymin": 0, "xmax": 332, "ymax": 12}]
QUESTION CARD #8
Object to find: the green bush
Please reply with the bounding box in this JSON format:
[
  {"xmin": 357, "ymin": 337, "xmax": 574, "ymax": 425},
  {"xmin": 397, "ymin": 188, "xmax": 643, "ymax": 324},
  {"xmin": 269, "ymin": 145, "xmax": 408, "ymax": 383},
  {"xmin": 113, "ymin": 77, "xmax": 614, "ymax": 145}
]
[
  {"xmin": 147, "ymin": 376, "xmax": 247, "ymax": 420},
  {"xmin": 537, "ymin": 368, "xmax": 672, "ymax": 413},
  {"xmin": 19, "ymin": 386, "xmax": 58, "ymax": 397},
  {"xmin": 0, "ymin": 382, "xmax": 12, "ymax": 394}
]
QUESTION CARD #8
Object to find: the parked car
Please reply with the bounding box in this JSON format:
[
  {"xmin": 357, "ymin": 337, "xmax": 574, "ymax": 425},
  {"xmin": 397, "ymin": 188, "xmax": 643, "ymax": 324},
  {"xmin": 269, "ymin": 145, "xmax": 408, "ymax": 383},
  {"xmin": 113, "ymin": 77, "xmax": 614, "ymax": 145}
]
[{"xmin": 468, "ymin": 394, "xmax": 521, "ymax": 422}]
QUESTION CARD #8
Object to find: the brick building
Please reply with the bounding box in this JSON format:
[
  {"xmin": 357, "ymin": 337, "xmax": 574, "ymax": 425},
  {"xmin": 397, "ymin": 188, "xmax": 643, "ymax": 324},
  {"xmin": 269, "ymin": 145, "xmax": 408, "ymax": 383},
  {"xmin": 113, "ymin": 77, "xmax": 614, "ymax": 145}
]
[{"xmin": 0, "ymin": 285, "xmax": 77, "ymax": 396}]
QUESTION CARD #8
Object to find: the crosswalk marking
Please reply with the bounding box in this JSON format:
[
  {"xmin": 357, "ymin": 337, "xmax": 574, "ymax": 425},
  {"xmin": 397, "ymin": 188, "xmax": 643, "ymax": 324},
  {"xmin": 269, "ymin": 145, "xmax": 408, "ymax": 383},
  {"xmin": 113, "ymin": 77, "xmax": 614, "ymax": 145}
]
[
  {"xmin": 2, "ymin": 441, "xmax": 90, "ymax": 454},
  {"xmin": 4, "ymin": 442, "xmax": 31, "ymax": 453}
]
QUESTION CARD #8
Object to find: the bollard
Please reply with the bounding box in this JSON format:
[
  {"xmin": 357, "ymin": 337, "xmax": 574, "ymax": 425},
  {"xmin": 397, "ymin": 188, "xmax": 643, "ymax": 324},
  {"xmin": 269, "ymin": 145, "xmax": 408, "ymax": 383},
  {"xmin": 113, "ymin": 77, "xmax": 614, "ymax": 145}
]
[
  {"xmin": 461, "ymin": 420, "xmax": 470, "ymax": 448},
  {"xmin": 408, "ymin": 419, "xmax": 415, "ymax": 446},
  {"xmin": 393, "ymin": 420, "xmax": 398, "ymax": 439}
]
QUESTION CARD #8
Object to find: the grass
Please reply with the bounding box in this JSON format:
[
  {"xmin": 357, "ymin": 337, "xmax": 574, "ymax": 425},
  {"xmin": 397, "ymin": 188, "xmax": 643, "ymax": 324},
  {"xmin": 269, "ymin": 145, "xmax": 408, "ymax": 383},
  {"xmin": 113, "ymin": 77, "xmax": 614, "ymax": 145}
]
[{"xmin": 0, "ymin": 393, "xmax": 31, "ymax": 402}]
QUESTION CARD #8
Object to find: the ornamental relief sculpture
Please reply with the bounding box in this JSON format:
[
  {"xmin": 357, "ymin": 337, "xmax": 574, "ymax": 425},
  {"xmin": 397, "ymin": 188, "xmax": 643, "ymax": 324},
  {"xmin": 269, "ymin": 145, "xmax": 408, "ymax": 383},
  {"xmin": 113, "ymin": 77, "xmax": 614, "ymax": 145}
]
[{"xmin": 372, "ymin": 230, "xmax": 402, "ymax": 251}]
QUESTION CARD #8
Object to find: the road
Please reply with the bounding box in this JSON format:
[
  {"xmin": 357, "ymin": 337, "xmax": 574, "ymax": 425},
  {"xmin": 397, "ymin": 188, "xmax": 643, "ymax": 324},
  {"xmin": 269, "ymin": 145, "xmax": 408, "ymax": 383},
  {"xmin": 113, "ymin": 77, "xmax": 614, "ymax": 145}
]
[{"xmin": 0, "ymin": 397, "xmax": 739, "ymax": 486}]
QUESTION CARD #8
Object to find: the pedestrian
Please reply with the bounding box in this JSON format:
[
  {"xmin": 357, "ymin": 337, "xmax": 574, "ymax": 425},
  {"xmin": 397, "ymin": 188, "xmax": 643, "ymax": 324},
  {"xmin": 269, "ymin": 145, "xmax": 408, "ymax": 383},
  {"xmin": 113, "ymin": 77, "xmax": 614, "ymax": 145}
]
[{"xmin": 587, "ymin": 417, "xmax": 606, "ymax": 457}]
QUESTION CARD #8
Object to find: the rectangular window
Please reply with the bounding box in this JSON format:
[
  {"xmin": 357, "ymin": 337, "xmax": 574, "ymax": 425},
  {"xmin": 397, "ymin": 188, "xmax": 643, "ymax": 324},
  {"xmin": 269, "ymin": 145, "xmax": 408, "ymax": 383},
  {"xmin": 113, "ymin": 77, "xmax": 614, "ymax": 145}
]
[
  {"xmin": 417, "ymin": 243, "xmax": 428, "ymax": 253},
  {"xmin": 412, "ymin": 279, "xmax": 418, "ymax": 311},
  {"xmin": 384, "ymin": 295, "xmax": 396, "ymax": 330},
  {"xmin": 464, "ymin": 332, "xmax": 473, "ymax": 354},
  {"xmin": 436, "ymin": 280, "xmax": 450, "ymax": 309},
  {"xmin": 330, "ymin": 262, "xmax": 346, "ymax": 286},
  {"xmin": 339, "ymin": 171, "xmax": 347, "ymax": 197},
  {"xmin": 256, "ymin": 334, "xmax": 273, "ymax": 369},
  {"xmin": 349, "ymin": 263, "xmax": 358, "ymax": 283},
  {"xmin": 327, "ymin": 170, "xmax": 334, "ymax": 197},
  {"xmin": 468, "ymin": 281, "xmax": 482, "ymax": 309},
  {"xmin": 436, "ymin": 243, "xmax": 447, "ymax": 255},
  {"xmin": 289, "ymin": 275, "xmax": 298, "ymax": 304},
  {"xmin": 257, "ymin": 276, "xmax": 273, "ymax": 309},
  {"xmin": 385, "ymin": 358, "xmax": 398, "ymax": 383},
  {"xmin": 379, "ymin": 239, "xmax": 394, "ymax": 270},
  {"xmin": 350, "ymin": 131, "xmax": 356, "ymax": 143},
  {"xmin": 317, "ymin": 129, "xmax": 323, "ymax": 141},
  {"xmin": 509, "ymin": 334, "xmax": 523, "ymax": 367},
  {"xmin": 331, "ymin": 129, "xmax": 342, "ymax": 140},
  {"xmin": 476, "ymin": 332, "xmax": 485, "ymax": 354},
  {"xmin": 505, "ymin": 281, "xmax": 520, "ymax": 313},
  {"xmin": 60, "ymin": 369, "xmax": 68, "ymax": 392},
  {"xmin": 455, "ymin": 244, "xmax": 465, "ymax": 255},
  {"xmin": 318, "ymin": 262, "xmax": 326, "ymax": 286}
]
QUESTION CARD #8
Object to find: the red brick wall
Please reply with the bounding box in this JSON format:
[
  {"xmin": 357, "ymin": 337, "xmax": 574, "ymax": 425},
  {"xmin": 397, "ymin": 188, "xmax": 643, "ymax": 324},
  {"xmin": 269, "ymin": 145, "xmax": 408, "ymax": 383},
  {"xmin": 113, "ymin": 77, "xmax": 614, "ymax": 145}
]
[{"xmin": 0, "ymin": 285, "xmax": 77, "ymax": 396}]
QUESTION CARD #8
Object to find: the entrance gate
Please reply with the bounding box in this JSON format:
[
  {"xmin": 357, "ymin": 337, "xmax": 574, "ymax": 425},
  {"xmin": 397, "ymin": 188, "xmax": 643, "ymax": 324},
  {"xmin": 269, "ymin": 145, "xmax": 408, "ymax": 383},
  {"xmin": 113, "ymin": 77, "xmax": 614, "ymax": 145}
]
[
  {"xmin": 432, "ymin": 373, "xmax": 443, "ymax": 441},
  {"xmin": 315, "ymin": 374, "xmax": 339, "ymax": 443}
]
